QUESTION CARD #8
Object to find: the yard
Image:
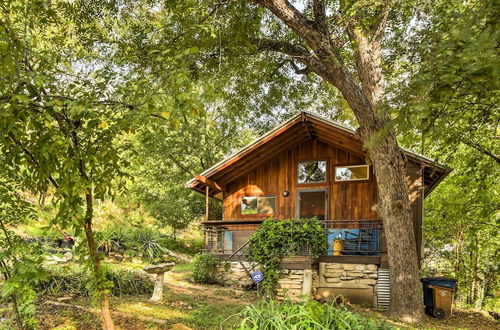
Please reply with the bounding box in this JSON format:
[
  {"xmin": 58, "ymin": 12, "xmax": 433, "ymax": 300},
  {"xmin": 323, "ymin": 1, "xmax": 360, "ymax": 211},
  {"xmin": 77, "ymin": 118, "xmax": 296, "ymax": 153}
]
[{"xmin": 13, "ymin": 261, "xmax": 496, "ymax": 330}]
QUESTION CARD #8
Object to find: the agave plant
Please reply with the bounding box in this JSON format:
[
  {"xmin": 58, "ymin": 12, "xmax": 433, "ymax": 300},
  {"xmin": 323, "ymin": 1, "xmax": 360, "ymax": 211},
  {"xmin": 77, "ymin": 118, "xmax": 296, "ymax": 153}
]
[
  {"xmin": 132, "ymin": 228, "xmax": 167, "ymax": 261},
  {"xmin": 97, "ymin": 226, "xmax": 129, "ymax": 254}
]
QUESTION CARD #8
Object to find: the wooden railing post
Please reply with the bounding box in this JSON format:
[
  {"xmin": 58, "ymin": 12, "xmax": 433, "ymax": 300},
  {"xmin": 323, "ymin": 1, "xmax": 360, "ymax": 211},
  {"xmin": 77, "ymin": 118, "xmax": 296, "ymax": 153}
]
[{"xmin": 205, "ymin": 186, "xmax": 209, "ymax": 222}]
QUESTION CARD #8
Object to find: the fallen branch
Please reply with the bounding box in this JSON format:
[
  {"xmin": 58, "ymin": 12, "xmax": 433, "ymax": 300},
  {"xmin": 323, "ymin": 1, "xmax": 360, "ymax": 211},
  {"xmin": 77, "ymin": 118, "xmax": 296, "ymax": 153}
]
[{"xmin": 44, "ymin": 300, "xmax": 168, "ymax": 325}]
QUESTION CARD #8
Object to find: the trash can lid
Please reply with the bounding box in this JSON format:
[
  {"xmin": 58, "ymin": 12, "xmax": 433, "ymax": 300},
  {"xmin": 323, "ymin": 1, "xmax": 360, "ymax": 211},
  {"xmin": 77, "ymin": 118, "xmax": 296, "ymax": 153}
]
[{"xmin": 421, "ymin": 278, "xmax": 457, "ymax": 289}]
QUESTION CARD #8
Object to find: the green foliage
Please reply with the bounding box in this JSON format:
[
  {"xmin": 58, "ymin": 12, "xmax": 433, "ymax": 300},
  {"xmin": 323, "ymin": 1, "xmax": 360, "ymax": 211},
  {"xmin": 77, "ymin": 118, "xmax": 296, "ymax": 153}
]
[
  {"xmin": 389, "ymin": 0, "xmax": 500, "ymax": 310},
  {"xmin": 130, "ymin": 228, "xmax": 169, "ymax": 263},
  {"xmin": 192, "ymin": 252, "xmax": 226, "ymax": 284},
  {"xmin": 0, "ymin": 176, "xmax": 49, "ymax": 329},
  {"xmin": 40, "ymin": 265, "xmax": 153, "ymax": 298},
  {"xmin": 96, "ymin": 225, "xmax": 129, "ymax": 254},
  {"xmin": 94, "ymin": 222, "xmax": 203, "ymax": 260},
  {"xmin": 247, "ymin": 218, "xmax": 327, "ymax": 296},
  {"xmin": 237, "ymin": 299, "xmax": 393, "ymax": 330}
]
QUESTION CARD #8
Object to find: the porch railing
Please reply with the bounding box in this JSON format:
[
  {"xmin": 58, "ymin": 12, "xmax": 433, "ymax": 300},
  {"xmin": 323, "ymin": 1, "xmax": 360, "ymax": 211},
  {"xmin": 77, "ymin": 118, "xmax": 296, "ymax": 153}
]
[
  {"xmin": 203, "ymin": 219, "xmax": 384, "ymax": 256},
  {"xmin": 320, "ymin": 220, "xmax": 383, "ymax": 256}
]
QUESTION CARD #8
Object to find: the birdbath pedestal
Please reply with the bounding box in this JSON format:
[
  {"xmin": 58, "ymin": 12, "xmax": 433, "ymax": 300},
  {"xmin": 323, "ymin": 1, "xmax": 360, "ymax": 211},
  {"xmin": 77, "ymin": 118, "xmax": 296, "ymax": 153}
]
[{"xmin": 143, "ymin": 262, "xmax": 175, "ymax": 302}]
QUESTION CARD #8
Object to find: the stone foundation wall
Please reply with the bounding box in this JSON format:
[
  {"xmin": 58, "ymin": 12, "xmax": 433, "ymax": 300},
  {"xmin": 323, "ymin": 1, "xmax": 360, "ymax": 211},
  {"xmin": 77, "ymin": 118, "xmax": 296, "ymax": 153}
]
[
  {"xmin": 276, "ymin": 269, "xmax": 318, "ymax": 299},
  {"xmin": 220, "ymin": 261, "xmax": 379, "ymax": 305},
  {"xmin": 317, "ymin": 262, "xmax": 378, "ymax": 306},
  {"xmin": 219, "ymin": 261, "xmax": 254, "ymax": 286},
  {"xmin": 319, "ymin": 263, "xmax": 378, "ymax": 287}
]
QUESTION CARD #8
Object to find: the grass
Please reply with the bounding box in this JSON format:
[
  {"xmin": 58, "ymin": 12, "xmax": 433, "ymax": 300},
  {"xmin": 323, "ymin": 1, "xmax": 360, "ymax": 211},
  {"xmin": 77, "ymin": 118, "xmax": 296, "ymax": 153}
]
[{"xmin": 238, "ymin": 299, "xmax": 393, "ymax": 330}]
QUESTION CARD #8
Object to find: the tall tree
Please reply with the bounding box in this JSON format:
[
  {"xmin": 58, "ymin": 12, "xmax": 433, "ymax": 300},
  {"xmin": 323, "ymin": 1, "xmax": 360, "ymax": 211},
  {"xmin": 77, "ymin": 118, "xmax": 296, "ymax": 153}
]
[
  {"xmin": 206, "ymin": 0, "xmax": 423, "ymax": 321},
  {"xmin": 0, "ymin": 1, "xmax": 205, "ymax": 328}
]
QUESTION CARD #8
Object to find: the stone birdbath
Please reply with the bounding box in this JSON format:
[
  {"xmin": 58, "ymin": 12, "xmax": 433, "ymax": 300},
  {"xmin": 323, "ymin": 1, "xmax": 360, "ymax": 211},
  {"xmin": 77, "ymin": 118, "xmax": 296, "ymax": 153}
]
[{"xmin": 143, "ymin": 262, "xmax": 175, "ymax": 302}]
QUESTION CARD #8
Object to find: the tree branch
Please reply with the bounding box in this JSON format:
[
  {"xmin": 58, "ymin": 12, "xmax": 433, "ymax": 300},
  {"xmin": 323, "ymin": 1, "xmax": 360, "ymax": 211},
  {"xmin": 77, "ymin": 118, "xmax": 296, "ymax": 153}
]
[
  {"xmin": 251, "ymin": 0, "xmax": 326, "ymax": 51},
  {"xmin": 371, "ymin": 1, "xmax": 390, "ymax": 42},
  {"xmin": 7, "ymin": 132, "xmax": 60, "ymax": 189},
  {"xmin": 461, "ymin": 138, "xmax": 500, "ymax": 164},
  {"xmin": 312, "ymin": 0, "xmax": 328, "ymax": 36}
]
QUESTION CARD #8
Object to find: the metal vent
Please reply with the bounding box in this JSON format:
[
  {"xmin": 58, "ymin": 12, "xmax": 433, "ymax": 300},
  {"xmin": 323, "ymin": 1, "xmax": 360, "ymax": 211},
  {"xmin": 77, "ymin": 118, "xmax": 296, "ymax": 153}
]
[{"xmin": 377, "ymin": 269, "xmax": 390, "ymax": 308}]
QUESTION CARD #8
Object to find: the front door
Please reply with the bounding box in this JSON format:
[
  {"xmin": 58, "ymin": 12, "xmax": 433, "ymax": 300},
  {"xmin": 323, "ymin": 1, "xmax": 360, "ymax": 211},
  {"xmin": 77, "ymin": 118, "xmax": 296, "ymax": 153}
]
[{"xmin": 296, "ymin": 189, "xmax": 328, "ymax": 220}]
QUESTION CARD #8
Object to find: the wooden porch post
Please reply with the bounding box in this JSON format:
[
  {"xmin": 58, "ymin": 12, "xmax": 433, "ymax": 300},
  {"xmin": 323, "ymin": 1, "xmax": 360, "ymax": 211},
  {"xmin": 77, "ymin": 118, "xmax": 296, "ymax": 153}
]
[{"xmin": 205, "ymin": 186, "xmax": 209, "ymax": 222}]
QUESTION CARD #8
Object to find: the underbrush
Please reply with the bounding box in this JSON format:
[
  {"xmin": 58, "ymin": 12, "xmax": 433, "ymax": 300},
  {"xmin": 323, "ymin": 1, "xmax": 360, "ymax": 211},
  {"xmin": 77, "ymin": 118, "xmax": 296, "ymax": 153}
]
[
  {"xmin": 192, "ymin": 252, "xmax": 227, "ymax": 284},
  {"xmin": 39, "ymin": 264, "xmax": 153, "ymax": 297},
  {"xmin": 236, "ymin": 299, "xmax": 394, "ymax": 330},
  {"xmin": 96, "ymin": 225, "xmax": 203, "ymax": 261}
]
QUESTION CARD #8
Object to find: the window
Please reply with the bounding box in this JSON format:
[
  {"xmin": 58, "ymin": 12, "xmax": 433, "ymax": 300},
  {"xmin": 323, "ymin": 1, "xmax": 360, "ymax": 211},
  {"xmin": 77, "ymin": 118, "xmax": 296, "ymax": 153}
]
[
  {"xmin": 335, "ymin": 165, "xmax": 370, "ymax": 181},
  {"xmin": 298, "ymin": 160, "xmax": 327, "ymax": 183},
  {"xmin": 241, "ymin": 195, "xmax": 276, "ymax": 215}
]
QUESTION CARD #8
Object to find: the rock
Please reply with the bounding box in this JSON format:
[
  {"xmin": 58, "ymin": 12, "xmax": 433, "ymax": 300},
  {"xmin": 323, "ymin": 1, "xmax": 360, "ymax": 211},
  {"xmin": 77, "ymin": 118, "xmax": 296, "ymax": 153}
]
[
  {"xmin": 358, "ymin": 278, "xmax": 377, "ymax": 285},
  {"xmin": 343, "ymin": 264, "xmax": 355, "ymax": 270},
  {"xmin": 56, "ymin": 296, "xmax": 73, "ymax": 302}
]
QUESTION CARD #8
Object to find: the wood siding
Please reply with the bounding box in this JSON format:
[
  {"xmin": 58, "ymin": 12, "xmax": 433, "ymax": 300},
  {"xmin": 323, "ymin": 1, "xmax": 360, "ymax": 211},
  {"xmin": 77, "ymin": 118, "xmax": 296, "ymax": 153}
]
[
  {"xmin": 222, "ymin": 139, "xmax": 378, "ymax": 221},
  {"xmin": 219, "ymin": 138, "xmax": 423, "ymax": 262}
]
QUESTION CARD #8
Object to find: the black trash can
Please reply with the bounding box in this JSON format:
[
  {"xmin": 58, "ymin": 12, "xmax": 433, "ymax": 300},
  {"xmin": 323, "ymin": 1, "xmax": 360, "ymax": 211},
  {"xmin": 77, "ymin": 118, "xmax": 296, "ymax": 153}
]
[{"xmin": 421, "ymin": 278, "xmax": 457, "ymax": 318}]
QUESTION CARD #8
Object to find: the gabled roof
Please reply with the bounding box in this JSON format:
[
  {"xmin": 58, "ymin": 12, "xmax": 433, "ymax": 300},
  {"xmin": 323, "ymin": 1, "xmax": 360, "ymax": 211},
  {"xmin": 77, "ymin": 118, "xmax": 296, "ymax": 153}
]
[{"xmin": 186, "ymin": 112, "xmax": 451, "ymax": 199}]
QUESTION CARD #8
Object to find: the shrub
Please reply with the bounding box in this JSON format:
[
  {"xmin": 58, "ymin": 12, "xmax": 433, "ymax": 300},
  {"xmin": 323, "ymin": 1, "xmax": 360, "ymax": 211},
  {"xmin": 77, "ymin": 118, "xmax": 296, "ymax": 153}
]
[
  {"xmin": 39, "ymin": 265, "xmax": 153, "ymax": 297},
  {"xmin": 192, "ymin": 252, "xmax": 225, "ymax": 284},
  {"xmin": 247, "ymin": 218, "xmax": 327, "ymax": 295},
  {"xmin": 130, "ymin": 228, "xmax": 168, "ymax": 262},
  {"xmin": 237, "ymin": 299, "xmax": 393, "ymax": 330},
  {"xmin": 96, "ymin": 225, "xmax": 129, "ymax": 254}
]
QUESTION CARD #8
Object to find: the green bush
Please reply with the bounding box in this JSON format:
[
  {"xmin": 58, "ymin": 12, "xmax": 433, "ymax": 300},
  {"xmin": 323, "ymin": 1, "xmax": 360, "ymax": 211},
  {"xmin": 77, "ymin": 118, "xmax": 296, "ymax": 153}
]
[
  {"xmin": 247, "ymin": 218, "xmax": 327, "ymax": 295},
  {"xmin": 192, "ymin": 252, "xmax": 225, "ymax": 284},
  {"xmin": 39, "ymin": 265, "xmax": 153, "ymax": 297},
  {"xmin": 237, "ymin": 299, "xmax": 393, "ymax": 330},
  {"xmin": 163, "ymin": 237, "xmax": 204, "ymax": 255}
]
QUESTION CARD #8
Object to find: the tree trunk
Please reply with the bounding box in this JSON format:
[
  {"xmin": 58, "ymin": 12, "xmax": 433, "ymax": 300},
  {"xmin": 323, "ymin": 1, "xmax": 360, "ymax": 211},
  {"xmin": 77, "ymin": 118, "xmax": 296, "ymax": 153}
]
[
  {"xmin": 368, "ymin": 136, "xmax": 423, "ymax": 322},
  {"xmin": 0, "ymin": 223, "xmax": 24, "ymax": 330},
  {"xmin": 11, "ymin": 294, "xmax": 24, "ymax": 330},
  {"xmin": 84, "ymin": 191, "xmax": 115, "ymax": 330}
]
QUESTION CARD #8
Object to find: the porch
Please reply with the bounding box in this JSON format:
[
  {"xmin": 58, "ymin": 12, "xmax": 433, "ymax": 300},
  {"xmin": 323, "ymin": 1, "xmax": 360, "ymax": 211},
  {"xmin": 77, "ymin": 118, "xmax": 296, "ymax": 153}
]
[{"xmin": 202, "ymin": 219, "xmax": 386, "ymax": 264}]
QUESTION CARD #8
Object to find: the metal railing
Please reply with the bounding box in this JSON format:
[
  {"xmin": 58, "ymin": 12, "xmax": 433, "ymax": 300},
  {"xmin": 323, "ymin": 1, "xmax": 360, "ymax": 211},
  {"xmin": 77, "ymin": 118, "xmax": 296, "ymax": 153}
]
[
  {"xmin": 320, "ymin": 220, "xmax": 383, "ymax": 256},
  {"xmin": 203, "ymin": 219, "xmax": 384, "ymax": 256}
]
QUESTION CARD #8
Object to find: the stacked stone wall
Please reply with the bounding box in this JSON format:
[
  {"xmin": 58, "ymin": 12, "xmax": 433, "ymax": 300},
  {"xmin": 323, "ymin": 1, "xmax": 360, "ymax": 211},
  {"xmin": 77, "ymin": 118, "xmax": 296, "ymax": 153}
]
[
  {"xmin": 220, "ymin": 261, "xmax": 379, "ymax": 305},
  {"xmin": 319, "ymin": 263, "xmax": 378, "ymax": 288}
]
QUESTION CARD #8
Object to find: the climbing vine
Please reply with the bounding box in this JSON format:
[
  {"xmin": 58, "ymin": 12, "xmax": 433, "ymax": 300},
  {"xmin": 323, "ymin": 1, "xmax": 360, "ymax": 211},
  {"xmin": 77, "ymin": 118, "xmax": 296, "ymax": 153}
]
[{"xmin": 247, "ymin": 218, "xmax": 327, "ymax": 296}]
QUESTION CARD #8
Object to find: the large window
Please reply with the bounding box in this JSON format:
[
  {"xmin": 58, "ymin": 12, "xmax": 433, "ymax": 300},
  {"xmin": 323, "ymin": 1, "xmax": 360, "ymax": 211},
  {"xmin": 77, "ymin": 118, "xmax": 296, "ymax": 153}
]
[
  {"xmin": 241, "ymin": 195, "xmax": 276, "ymax": 215},
  {"xmin": 335, "ymin": 165, "xmax": 370, "ymax": 181},
  {"xmin": 298, "ymin": 160, "xmax": 327, "ymax": 183}
]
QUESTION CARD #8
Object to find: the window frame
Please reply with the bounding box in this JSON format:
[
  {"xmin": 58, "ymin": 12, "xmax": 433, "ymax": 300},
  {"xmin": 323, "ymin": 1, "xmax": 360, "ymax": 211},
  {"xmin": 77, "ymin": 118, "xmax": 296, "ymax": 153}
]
[
  {"xmin": 334, "ymin": 164, "xmax": 371, "ymax": 182},
  {"xmin": 240, "ymin": 194, "xmax": 277, "ymax": 215},
  {"xmin": 297, "ymin": 159, "xmax": 329, "ymax": 185}
]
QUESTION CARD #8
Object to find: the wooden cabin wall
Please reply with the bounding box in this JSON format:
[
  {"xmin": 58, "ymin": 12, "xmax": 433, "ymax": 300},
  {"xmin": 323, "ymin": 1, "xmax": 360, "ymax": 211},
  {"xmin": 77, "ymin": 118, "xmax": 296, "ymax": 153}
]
[
  {"xmin": 218, "ymin": 138, "xmax": 424, "ymax": 263},
  {"xmin": 222, "ymin": 139, "xmax": 378, "ymax": 221}
]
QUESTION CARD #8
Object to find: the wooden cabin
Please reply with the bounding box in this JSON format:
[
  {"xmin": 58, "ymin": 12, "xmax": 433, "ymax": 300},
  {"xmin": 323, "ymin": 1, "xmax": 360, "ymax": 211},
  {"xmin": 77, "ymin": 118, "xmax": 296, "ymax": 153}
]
[{"xmin": 186, "ymin": 112, "xmax": 450, "ymax": 306}]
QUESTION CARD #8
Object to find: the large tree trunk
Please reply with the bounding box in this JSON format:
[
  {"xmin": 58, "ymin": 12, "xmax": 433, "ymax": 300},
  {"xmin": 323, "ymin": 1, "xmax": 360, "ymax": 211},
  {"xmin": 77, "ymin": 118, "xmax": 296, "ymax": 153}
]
[
  {"xmin": 251, "ymin": 0, "xmax": 424, "ymax": 322},
  {"xmin": 84, "ymin": 191, "xmax": 115, "ymax": 330},
  {"xmin": 367, "ymin": 134, "xmax": 423, "ymax": 322}
]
